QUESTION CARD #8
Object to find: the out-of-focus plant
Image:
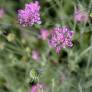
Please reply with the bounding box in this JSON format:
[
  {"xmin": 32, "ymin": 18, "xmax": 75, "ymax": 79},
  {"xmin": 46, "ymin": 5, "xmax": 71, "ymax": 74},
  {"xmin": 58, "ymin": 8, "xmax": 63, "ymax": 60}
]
[{"xmin": 0, "ymin": 0, "xmax": 92, "ymax": 92}]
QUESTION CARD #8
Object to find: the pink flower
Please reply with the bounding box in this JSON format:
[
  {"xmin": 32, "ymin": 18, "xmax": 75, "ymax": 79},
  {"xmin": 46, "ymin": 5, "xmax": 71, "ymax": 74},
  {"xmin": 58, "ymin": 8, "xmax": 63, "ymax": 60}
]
[
  {"xmin": 18, "ymin": 1, "xmax": 41, "ymax": 27},
  {"xmin": 30, "ymin": 84, "xmax": 43, "ymax": 92},
  {"xmin": 74, "ymin": 7, "xmax": 88, "ymax": 22},
  {"xmin": 0, "ymin": 8, "xmax": 5, "ymax": 18},
  {"xmin": 32, "ymin": 50, "xmax": 40, "ymax": 61},
  {"xmin": 40, "ymin": 29, "xmax": 49, "ymax": 40},
  {"xmin": 49, "ymin": 26, "xmax": 74, "ymax": 53}
]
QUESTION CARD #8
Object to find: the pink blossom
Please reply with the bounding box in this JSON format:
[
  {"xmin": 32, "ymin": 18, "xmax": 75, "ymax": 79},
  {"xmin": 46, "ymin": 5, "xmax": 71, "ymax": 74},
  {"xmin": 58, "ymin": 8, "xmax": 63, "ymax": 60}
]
[
  {"xmin": 18, "ymin": 1, "xmax": 41, "ymax": 27},
  {"xmin": 0, "ymin": 8, "xmax": 5, "ymax": 18},
  {"xmin": 74, "ymin": 7, "xmax": 88, "ymax": 22},
  {"xmin": 30, "ymin": 84, "xmax": 43, "ymax": 92},
  {"xmin": 49, "ymin": 26, "xmax": 74, "ymax": 53},
  {"xmin": 32, "ymin": 50, "xmax": 40, "ymax": 61},
  {"xmin": 40, "ymin": 29, "xmax": 49, "ymax": 40}
]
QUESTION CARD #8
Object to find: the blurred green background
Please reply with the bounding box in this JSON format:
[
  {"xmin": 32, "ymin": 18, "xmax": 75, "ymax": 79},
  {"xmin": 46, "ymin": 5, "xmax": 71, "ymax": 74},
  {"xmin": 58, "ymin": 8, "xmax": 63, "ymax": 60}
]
[{"xmin": 0, "ymin": 0, "xmax": 92, "ymax": 92}]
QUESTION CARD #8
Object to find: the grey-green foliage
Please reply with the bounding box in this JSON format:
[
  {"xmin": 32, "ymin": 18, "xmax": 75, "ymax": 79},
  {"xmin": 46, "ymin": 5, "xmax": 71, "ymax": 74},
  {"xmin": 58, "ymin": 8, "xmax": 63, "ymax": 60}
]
[{"xmin": 0, "ymin": 0, "xmax": 92, "ymax": 92}]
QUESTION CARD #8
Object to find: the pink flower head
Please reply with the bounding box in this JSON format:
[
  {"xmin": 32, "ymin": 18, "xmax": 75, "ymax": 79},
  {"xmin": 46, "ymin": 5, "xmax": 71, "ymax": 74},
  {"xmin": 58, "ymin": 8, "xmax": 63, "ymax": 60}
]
[
  {"xmin": 49, "ymin": 26, "xmax": 74, "ymax": 53},
  {"xmin": 32, "ymin": 50, "xmax": 40, "ymax": 61},
  {"xmin": 40, "ymin": 29, "xmax": 49, "ymax": 40},
  {"xmin": 18, "ymin": 1, "xmax": 41, "ymax": 27},
  {"xmin": 0, "ymin": 8, "xmax": 5, "ymax": 18},
  {"xmin": 31, "ymin": 84, "xmax": 43, "ymax": 92},
  {"xmin": 74, "ymin": 7, "xmax": 88, "ymax": 22}
]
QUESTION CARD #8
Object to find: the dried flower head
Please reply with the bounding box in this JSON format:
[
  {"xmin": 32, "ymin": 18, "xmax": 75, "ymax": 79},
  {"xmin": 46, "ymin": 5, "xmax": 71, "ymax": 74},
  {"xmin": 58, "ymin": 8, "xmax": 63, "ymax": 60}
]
[
  {"xmin": 18, "ymin": 1, "xmax": 41, "ymax": 27},
  {"xmin": 49, "ymin": 26, "xmax": 74, "ymax": 53}
]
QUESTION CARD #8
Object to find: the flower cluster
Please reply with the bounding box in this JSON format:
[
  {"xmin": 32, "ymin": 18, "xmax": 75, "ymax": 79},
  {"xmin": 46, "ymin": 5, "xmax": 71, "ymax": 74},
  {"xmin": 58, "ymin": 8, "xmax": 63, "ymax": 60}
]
[
  {"xmin": 49, "ymin": 26, "xmax": 74, "ymax": 53},
  {"xmin": 30, "ymin": 84, "xmax": 43, "ymax": 92},
  {"xmin": 0, "ymin": 8, "xmax": 5, "ymax": 18},
  {"xmin": 40, "ymin": 28, "xmax": 49, "ymax": 40},
  {"xmin": 74, "ymin": 7, "xmax": 88, "ymax": 22},
  {"xmin": 32, "ymin": 50, "xmax": 40, "ymax": 61},
  {"xmin": 18, "ymin": 1, "xmax": 75, "ymax": 53},
  {"xmin": 18, "ymin": 1, "xmax": 41, "ymax": 27}
]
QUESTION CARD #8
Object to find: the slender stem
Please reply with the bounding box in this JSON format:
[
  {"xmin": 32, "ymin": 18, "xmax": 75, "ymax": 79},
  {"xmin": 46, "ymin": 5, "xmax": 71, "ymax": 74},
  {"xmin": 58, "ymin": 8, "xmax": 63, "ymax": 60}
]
[
  {"xmin": 85, "ymin": 36, "xmax": 92, "ymax": 75},
  {"xmin": 51, "ymin": 79, "xmax": 55, "ymax": 92},
  {"xmin": 78, "ymin": 82, "xmax": 83, "ymax": 92},
  {"xmin": 75, "ymin": 46, "xmax": 92, "ymax": 62}
]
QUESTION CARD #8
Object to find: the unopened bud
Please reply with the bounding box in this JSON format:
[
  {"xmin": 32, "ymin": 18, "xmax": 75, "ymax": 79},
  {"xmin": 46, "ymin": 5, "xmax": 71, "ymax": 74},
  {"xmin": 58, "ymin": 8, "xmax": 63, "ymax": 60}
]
[
  {"xmin": 7, "ymin": 33, "xmax": 16, "ymax": 42},
  {"xmin": 0, "ymin": 42, "xmax": 5, "ymax": 50},
  {"xmin": 90, "ymin": 12, "xmax": 92, "ymax": 17}
]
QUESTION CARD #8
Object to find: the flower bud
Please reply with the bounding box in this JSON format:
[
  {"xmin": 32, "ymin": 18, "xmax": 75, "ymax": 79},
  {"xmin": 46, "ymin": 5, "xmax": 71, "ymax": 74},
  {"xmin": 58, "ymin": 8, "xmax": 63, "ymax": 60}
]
[
  {"xmin": 0, "ymin": 42, "xmax": 5, "ymax": 50},
  {"xmin": 7, "ymin": 33, "xmax": 16, "ymax": 42},
  {"xmin": 29, "ymin": 69, "xmax": 39, "ymax": 82}
]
